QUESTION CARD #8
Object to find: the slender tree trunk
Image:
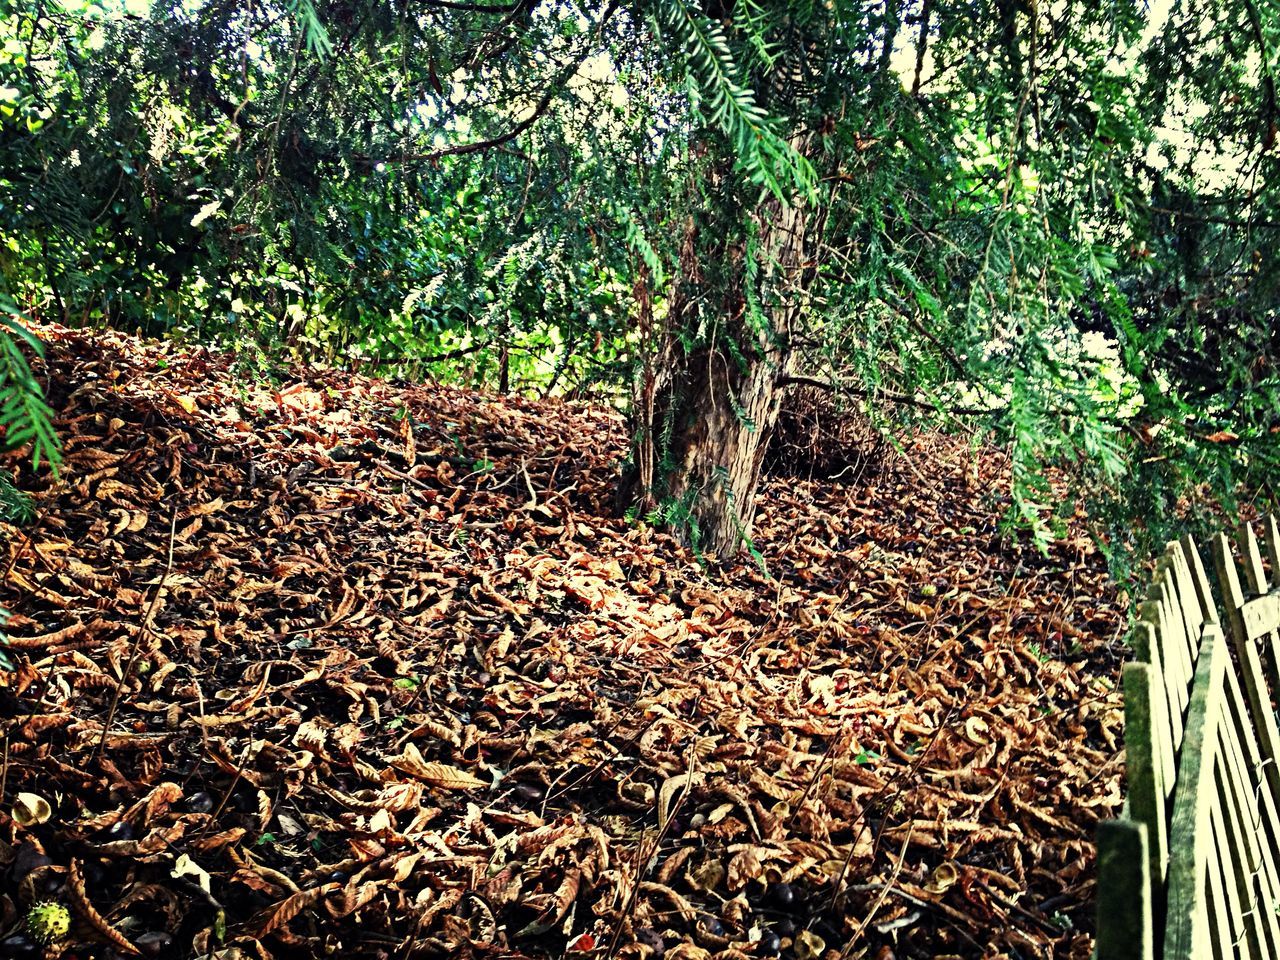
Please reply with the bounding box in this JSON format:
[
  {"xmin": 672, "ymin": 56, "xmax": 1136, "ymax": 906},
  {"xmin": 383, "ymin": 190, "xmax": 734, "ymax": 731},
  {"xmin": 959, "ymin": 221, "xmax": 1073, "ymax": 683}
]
[{"xmin": 627, "ymin": 181, "xmax": 816, "ymax": 558}]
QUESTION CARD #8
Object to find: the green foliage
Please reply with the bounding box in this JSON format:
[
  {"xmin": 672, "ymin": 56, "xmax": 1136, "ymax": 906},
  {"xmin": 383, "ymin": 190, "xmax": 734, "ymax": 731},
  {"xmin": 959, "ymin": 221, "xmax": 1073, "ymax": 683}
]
[
  {"xmin": 0, "ymin": 300, "xmax": 58, "ymax": 472},
  {"xmin": 650, "ymin": 0, "xmax": 814, "ymax": 199},
  {"xmin": 0, "ymin": 608, "xmax": 13, "ymax": 672},
  {"xmin": 287, "ymin": 0, "xmax": 334, "ymax": 58},
  {"xmin": 0, "ymin": 471, "xmax": 34, "ymax": 524},
  {"xmin": 0, "ymin": 0, "xmax": 1276, "ymax": 570}
]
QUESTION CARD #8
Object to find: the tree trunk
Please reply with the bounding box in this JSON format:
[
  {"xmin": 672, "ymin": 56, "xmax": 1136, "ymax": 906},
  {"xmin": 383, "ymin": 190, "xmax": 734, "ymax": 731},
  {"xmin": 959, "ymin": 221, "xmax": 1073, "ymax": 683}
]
[
  {"xmin": 627, "ymin": 188, "xmax": 815, "ymax": 558},
  {"xmin": 656, "ymin": 333, "xmax": 791, "ymax": 557}
]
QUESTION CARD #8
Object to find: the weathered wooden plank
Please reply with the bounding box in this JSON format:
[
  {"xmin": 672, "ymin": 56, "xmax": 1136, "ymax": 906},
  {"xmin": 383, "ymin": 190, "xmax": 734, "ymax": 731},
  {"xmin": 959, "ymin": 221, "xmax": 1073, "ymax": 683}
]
[
  {"xmin": 1132, "ymin": 618, "xmax": 1154, "ymax": 664},
  {"xmin": 1170, "ymin": 542, "xmax": 1205, "ymax": 638},
  {"xmin": 1204, "ymin": 829, "xmax": 1236, "ymax": 960},
  {"xmin": 1124, "ymin": 661, "xmax": 1170, "ymax": 886},
  {"xmin": 1132, "ymin": 618, "xmax": 1178, "ymax": 802},
  {"xmin": 1207, "ymin": 799, "xmax": 1246, "ymax": 959},
  {"xmin": 1241, "ymin": 589, "xmax": 1280, "ymax": 642},
  {"xmin": 1143, "ymin": 581, "xmax": 1192, "ymax": 740},
  {"xmin": 1139, "ymin": 596, "xmax": 1187, "ymax": 750},
  {"xmin": 1212, "ymin": 533, "xmax": 1280, "ymax": 810},
  {"xmin": 1163, "ymin": 623, "xmax": 1226, "ymax": 960},
  {"xmin": 1096, "ymin": 819, "xmax": 1154, "ymax": 960},
  {"xmin": 1217, "ymin": 673, "xmax": 1280, "ymax": 958},
  {"xmin": 1161, "ymin": 559, "xmax": 1199, "ymax": 672},
  {"xmin": 1149, "ymin": 557, "xmax": 1184, "ymax": 652},
  {"xmin": 1213, "ymin": 531, "xmax": 1251, "ymax": 644},
  {"xmin": 1181, "ymin": 533, "xmax": 1219, "ymax": 626},
  {"xmin": 1239, "ymin": 522, "xmax": 1272, "ymax": 595},
  {"xmin": 1213, "ymin": 750, "xmax": 1265, "ymax": 959}
]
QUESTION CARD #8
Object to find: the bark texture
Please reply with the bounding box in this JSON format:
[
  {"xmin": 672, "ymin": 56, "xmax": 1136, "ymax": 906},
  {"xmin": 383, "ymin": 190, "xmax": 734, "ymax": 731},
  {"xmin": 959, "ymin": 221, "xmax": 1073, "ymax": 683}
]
[{"xmin": 628, "ymin": 183, "xmax": 816, "ymax": 558}]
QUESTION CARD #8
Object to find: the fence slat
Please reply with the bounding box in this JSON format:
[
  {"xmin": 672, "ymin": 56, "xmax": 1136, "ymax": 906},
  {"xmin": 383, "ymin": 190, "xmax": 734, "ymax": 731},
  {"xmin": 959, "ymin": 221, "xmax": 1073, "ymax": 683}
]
[
  {"xmin": 1160, "ymin": 560, "xmax": 1199, "ymax": 681},
  {"xmin": 1218, "ymin": 670, "xmax": 1280, "ymax": 958},
  {"xmin": 1141, "ymin": 590, "xmax": 1189, "ymax": 748},
  {"xmin": 1213, "ymin": 750, "xmax": 1265, "ymax": 959},
  {"xmin": 1236, "ymin": 524, "xmax": 1280, "ymax": 698},
  {"xmin": 1181, "ymin": 534, "xmax": 1219, "ymax": 626},
  {"xmin": 1097, "ymin": 819, "xmax": 1154, "ymax": 960},
  {"xmin": 1170, "ymin": 543, "xmax": 1204, "ymax": 638},
  {"xmin": 1163, "ymin": 624, "xmax": 1226, "ymax": 960},
  {"xmin": 1213, "ymin": 530, "xmax": 1251, "ymax": 636},
  {"xmin": 1141, "ymin": 599, "xmax": 1187, "ymax": 757},
  {"xmin": 1124, "ymin": 661, "xmax": 1170, "ymax": 886},
  {"xmin": 1204, "ymin": 815, "xmax": 1236, "ymax": 960},
  {"xmin": 1132, "ymin": 619, "xmax": 1179, "ymax": 811},
  {"xmin": 1240, "ymin": 523, "xmax": 1272, "ymax": 595},
  {"xmin": 1212, "ymin": 533, "xmax": 1280, "ymax": 809}
]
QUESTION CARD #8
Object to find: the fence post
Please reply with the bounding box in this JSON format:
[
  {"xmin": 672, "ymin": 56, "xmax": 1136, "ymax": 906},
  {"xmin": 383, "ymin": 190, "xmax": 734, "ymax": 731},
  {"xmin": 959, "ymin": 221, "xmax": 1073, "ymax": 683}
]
[
  {"xmin": 1097, "ymin": 819, "xmax": 1154, "ymax": 960},
  {"xmin": 1163, "ymin": 624, "xmax": 1226, "ymax": 960}
]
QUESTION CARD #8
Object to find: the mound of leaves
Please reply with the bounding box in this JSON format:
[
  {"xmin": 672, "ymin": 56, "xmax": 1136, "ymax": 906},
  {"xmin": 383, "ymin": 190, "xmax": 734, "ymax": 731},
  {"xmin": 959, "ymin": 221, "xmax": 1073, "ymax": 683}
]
[
  {"xmin": 0, "ymin": 327, "xmax": 1127, "ymax": 960},
  {"xmin": 762, "ymin": 386, "xmax": 886, "ymax": 482}
]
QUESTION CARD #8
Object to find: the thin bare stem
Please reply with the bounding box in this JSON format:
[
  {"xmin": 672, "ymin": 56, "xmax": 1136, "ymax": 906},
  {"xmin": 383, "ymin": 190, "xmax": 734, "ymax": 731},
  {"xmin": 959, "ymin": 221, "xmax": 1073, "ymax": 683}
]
[{"xmin": 93, "ymin": 504, "xmax": 177, "ymax": 763}]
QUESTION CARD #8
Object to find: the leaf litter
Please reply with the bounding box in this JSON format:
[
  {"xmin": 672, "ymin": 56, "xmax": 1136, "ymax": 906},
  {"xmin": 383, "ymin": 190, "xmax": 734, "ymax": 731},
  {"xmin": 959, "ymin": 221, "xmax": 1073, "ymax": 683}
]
[{"xmin": 0, "ymin": 327, "xmax": 1127, "ymax": 959}]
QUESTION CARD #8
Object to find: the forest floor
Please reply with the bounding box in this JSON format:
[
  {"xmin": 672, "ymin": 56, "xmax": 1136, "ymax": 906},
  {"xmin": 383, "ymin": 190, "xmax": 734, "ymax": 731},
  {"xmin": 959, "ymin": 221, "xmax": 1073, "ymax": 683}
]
[{"xmin": 0, "ymin": 327, "xmax": 1128, "ymax": 960}]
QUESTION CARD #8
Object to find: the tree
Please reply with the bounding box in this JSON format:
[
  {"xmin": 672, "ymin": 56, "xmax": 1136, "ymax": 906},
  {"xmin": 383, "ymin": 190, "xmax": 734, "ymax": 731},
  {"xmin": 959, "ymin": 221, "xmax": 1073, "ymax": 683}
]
[
  {"xmin": 1, "ymin": 0, "xmax": 1278, "ymax": 563},
  {"xmin": 626, "ymin": 0, "xmax": 1280, "ymax": 558},
  {"xmin": 625, "ymin": 0, "xmax": 1145, "ymax": 555}
]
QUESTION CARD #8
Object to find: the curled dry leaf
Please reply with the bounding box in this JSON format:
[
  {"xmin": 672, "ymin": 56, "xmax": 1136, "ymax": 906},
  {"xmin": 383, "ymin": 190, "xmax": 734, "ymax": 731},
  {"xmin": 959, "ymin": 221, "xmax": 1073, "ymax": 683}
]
[
  {"xmin": 794, "ymin": 928, "xmax": 826, "ymax": 960},
  {"xmin": 388, "ymin": 743, "xmax": 487, "ymax": 790},
  {"xmin": 516, "ymin": 867, "xmax": 584, "ymax": 937},
  {"xmin": 253, "ymin": 883, "xmax": 340, "ymax": 937},
  {"xmin": 68, "ymin": 859, "xmax": 142, "ymax": 956},
  {"xmin": 0, "ymin": 329, "xmax": 1128, "ymax": 960}
]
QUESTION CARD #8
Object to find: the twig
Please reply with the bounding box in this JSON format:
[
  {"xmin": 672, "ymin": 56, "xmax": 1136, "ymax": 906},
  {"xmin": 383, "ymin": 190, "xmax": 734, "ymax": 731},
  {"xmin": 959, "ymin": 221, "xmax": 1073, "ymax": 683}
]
[
  {"xmin": 0, "ymin": 734, "xmax": 8, "ymax": 806},
  {"xmin": 360, "ymin": 0, "xmax": 621, "ymax": 169},
  {"xmin": 980, "ymin": 881, "xmax": 1066, "ymax": 938},
  {"xmin": 190, "ymin": 671, "xmax": 211, "ymax": 760},
  {"xmin": 93, "ymin": 504, "xmax": 177, "ymax": 763},
  {"xmin": 519, "ymin": 458, "xmax": 539, "ymax": 510},
  {"xmin": 780, "ymin": 375, "xmax": 990, "ymax": 417},
  {"xmin": 21, "ymin": 657, "xmax": 61, "ymax": 739},
  {"xmin": 360, "ymin": 341, "xmax": 488, "ymax": 367},
  {"xmin": 204, "ymin": 741, "xmax": 263, "ymax": 833},
  {"xmin": 842, "ymin": 881, "xmax": 984, "ymax": 952},
  {"xmin": 840, "ymin": 822, "xmax": 914, "ymax": 958},
  {"xmin": 603, "ymin": 747, "xmax": 697, "ymax": 960},
  {"xmin": 829, "ymin": 705, "xmax": 957, "ymax": 914}
]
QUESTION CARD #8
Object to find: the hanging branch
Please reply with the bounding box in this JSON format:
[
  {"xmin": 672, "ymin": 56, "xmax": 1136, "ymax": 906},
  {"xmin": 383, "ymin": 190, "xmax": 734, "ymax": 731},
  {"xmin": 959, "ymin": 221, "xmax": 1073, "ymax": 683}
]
[
  {"xmin": 359, "ymin": 0, "xmax": 621, "ymax": 168},
  {"xmin": 781, "ymin": 374, "xmax": 992, "ymax": 417}
]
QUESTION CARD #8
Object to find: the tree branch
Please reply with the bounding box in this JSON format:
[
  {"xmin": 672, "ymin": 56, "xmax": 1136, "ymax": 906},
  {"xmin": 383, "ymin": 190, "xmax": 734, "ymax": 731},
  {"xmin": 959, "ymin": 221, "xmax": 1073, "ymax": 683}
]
[
  {"xmin": 1148, "ymin": 206, "xmax": 1280, "ymax": 231},
  {"xmin": 419, "ymin": 0, "xmax": 529, "ymax": 11},
  {"xmin": 1242, "ymin": 0, "xmax": 1278, "ymax": 133},
  {"xmin": 361, "ymin": 0, "xmax": 620, "ymax": 168},
  {"xmin": 364, "ymin": 342, "xmax": 488, "ymax": 366},
  {"xmin": 375, "ymin": 84, "xmax": 559, "ymax": 165},
  {"xmin": 911, "ymin": 0, "xmax": 932, "ymax": 96},
  {"xmin": 781, "ymin": 374, "xmax": 992, "ymax": 417}
]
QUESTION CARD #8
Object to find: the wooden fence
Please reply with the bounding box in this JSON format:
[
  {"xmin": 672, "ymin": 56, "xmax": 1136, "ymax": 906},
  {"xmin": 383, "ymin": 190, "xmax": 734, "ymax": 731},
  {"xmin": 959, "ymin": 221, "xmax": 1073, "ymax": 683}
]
[{"xmin": 1096, "ymin": 517, "xmax": 1280, "ymax": 960}]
